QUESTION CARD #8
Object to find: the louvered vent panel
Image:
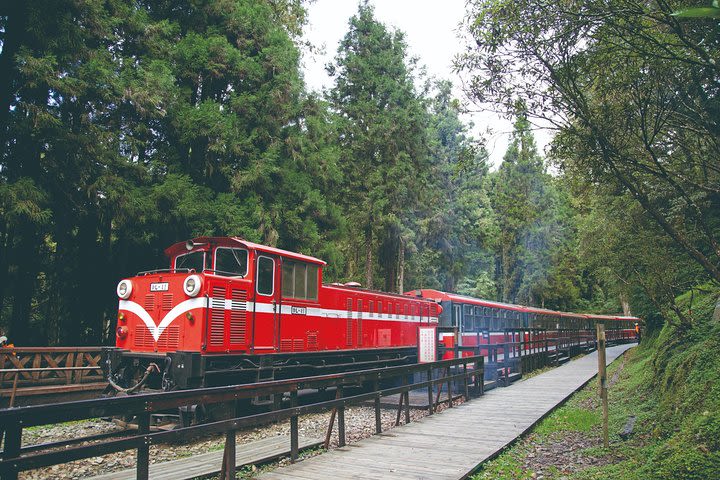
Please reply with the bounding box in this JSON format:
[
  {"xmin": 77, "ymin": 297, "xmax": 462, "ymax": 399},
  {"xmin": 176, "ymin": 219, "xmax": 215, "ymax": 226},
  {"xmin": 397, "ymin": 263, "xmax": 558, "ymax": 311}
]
[
  {"xmin": 210, "ymin": 286, "xmax": 226, "ymax": 346},
  {"xmin": 307, "ymin": 332, "xmax": 318, "ymax": 350},
  {"xmin": 357, "ymin": 317, "xmax": 363, "ymax": 346},
  {"xmin": 293, "ymin": 339, "xmax": 304, "ymax": 351},
  {"xmin": 144, "ymin": 294, "xmax": 155, "ymax": 311},
  {"xmin": 162, "ymin": 294, "xmax": 173, "ymax": 311},
  {"xmin": 229, "ymin": 289, "xmax": 247, "ymax": 345},
  {"xmin": 346, "ymin": 299, "xmax": 353, "ymax": 346},
  {"xmin": 280, "ymin": 339, "xmax": 293, "ymax": 351},
  {"xmin": 134, "ymin": 326, "xmax": 154, "ymax": 347},
  {"xmin": 157, "ymin": 326, "xmax": 180, "ymax": 350}
]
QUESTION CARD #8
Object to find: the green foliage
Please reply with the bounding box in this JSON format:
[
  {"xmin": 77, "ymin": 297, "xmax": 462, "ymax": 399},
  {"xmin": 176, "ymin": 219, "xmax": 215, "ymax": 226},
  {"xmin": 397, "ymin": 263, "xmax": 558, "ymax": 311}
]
[
  {"xmin": 475, "ymin": 287, "xmax": 720, "ymax": 479},
  {"xmin": 459, "ymin": 0, "xmax": 720, "ymax": 294},
  {"xmin": 533, "ymin": 407, "xmax": 600, "ymax": 436},
  {"xmin": 485, "ymin": 111, "xmax": 582, "ymax": 309},
  {"xmin": 673, "ymin": 0, "xmax": 720, "ymax": 18},
  {"xmin": 0, "ymin": 0, "xmax": 343, "ymax": 343},
  {"xmin": 327, "ymin": 1, "xmax": 431, "ymax": 291}
]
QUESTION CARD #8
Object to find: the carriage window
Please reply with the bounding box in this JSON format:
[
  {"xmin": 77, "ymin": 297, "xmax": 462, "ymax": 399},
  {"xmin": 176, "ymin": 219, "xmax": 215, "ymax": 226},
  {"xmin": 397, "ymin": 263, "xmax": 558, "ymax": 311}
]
[
  {"xmin": 175, "ymin": 251, "xmax": 205, "ymax": 272},
  {"xmin": 256, "ymin": 256, "xmax": 274, "ymax": 296},
  {"xmin": 281, "ymin": 260, "xmax": 319, "ymax": 301},
  {"xmin": 214, "ymin": 248, "xmax": 248, "ymax": 276}
]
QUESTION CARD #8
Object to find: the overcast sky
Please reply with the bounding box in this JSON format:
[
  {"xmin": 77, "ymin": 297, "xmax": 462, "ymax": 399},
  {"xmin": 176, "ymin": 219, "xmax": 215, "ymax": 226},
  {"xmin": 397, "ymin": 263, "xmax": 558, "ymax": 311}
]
[{"xmin": 301, "ymin": 0, "xmax": 551, "ymax": 168}]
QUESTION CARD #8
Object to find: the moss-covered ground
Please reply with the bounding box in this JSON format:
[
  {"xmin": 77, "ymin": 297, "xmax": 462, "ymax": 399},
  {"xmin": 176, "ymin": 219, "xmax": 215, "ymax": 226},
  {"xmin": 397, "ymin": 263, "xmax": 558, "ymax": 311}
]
[{"xmin": 472, "ymin": 286, "xmax": 720, "ymax": 479}]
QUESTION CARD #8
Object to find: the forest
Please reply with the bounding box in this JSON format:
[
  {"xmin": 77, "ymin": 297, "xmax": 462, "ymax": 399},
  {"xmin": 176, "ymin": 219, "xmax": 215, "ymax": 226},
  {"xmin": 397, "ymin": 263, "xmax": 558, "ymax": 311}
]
[{"xmin": 0, "ymin": 0, "xmax": 717, "ymax": 346}]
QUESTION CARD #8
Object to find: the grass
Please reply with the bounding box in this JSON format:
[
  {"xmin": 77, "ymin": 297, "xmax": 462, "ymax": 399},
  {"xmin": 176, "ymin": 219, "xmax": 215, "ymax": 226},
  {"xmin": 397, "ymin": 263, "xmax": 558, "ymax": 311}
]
[{"xmin": 472, "ymin": 284, "xmax": 720, "ymax": 479}]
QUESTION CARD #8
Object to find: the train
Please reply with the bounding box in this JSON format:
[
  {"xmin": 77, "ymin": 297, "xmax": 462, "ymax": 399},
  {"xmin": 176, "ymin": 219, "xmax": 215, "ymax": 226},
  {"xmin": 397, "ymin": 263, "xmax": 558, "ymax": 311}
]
[
  {"xmin": 104, "ymin": 237, "xmax": 441, "ymax": 392},
  {"xmin": 410, "ymin": 289, "xmax": 638, "ymax": 363},
  {"xmin": 103, "ymin": 237, "xmax": 639, "ymax": 393}
]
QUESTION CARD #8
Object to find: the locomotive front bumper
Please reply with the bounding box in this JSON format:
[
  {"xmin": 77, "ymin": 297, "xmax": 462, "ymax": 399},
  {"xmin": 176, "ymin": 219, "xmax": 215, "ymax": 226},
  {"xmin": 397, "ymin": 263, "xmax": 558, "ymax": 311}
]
[{"xmin": 102, "ymin": 347, "xmax": 204, "ymax": 390}]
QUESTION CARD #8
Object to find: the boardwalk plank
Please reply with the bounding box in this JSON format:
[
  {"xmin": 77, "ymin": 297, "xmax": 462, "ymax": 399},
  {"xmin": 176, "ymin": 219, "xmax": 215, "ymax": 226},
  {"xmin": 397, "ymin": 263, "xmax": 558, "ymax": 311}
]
[
  {"xmin": 258, "ymin": 344, "xmax": 634, "ymax": 480},
  {"xmin": 88, "ymin": 435, "xmax": 322, "ymax": 480}
]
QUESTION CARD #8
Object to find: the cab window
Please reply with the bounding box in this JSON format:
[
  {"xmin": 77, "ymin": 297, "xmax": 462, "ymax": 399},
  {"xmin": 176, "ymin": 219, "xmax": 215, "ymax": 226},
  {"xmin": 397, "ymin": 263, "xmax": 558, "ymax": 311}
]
[
  {"xmin": 256, "ymin": 256, "xmax": 274, "ymax": 296},
  {"xmin": 281, "ymin": 260, "xmax": 319, "ymax": 301},
  {"xmin": 175, "ymin": 251, "xmax": 205, "ymax": 272},
  {"xmin": 214, "ymin": 248, "xmax": 248, "ymax": 277}
]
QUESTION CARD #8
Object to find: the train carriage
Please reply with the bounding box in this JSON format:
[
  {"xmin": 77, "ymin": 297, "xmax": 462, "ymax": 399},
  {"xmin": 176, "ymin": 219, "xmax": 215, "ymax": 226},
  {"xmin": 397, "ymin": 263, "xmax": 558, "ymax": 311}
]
[{"xmin": 407, "ymin": 289, "xmax": 638, "ymax": 359}]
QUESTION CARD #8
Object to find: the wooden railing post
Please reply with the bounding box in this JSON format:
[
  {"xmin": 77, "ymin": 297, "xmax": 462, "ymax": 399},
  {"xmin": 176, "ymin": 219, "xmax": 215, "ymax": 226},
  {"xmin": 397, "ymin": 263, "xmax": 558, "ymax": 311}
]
[
  {"xmin": 426, "ymin": 367, "xmax": 434, "ymax": 414},
  {"xmin": 463, "ymin": 362, "xmax": 469, "ymax": 400},
  {"xmin": 596, "ymin": 324, "xmax": 609, "ymax": 448},
  {"xmin": 374, "ymin": 379, "xmax": 383, "ymax": 432},
  {"xmin": 136, "ymin": 411, "xmax": 151, "ymax": 480},
  {"xmin": 1, "ymin": 421, "xmax": 22, "ymax": 480},
  {"xmin": 290, "ymin": 389, "xmax": 299, "ymax": 463},
  {"xmin": 446, "ymin": 366, "xmax": 453, "ymax": 407},
  {"xmin": 337, "ymin": 385, "xmax": 346, "ymax": 447},
  {"xmin": 222, "ymin": 428, "xmax": 236, "ymax": 479}
]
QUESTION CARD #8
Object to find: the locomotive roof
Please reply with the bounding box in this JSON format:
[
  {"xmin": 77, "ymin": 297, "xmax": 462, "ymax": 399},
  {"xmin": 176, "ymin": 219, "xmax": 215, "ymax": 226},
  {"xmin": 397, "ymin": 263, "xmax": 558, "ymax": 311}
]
[
  {"xmin": 165, "ymin": 237, "xmax": 326, "ymax": 265},
  {"xmin": 326, "ymin": 284, "xmax": 439, "ymax": 303}
]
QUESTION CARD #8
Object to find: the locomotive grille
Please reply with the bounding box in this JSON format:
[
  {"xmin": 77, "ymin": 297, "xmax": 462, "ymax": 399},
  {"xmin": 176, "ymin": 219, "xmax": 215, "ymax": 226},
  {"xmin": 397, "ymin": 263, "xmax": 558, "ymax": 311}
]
[
  {"xmin": 134, "ymin": 325, "xmax": 179, "ymax": 349},
  {"xmin": 229, "ymin": 289, "xmax": 247, "ymax": 345},
  {"xmin": 307, "ymin": 331, "xmax": 318, "ymax": 350},
  {"xmin": 144, "ymin": 294, "xmax": 155, "ymax": 311},
  {"xmin": 162, "ymin": 294, "xmax": 173, "ymax": 311},
  {"xmin": 357, "ymin": 300, "xmax": 363, "ymax": 347},
  {"xmin": 157, "ymin": 326, "xmax": 180, "ymax": 349},
  {"xmin": 134, "ymin": 326, "xmax": 154, "ymax": 347},
  {"xmin": 210, "ymin": 286, "xmax": 225, "ymax": 346},
  {"xmin": 346, "ymin": 298, "xmax": 353, "ymax": 346},
  {"xmin": 279, "ymin": 339, "xmax": 305, "ymax": 352}
]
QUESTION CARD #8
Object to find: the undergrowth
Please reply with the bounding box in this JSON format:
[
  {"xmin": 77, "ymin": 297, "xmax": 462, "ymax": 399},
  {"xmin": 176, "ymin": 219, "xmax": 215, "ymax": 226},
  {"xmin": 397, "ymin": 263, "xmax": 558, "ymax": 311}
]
[{"xmin": 473, "ymin": 284, "xmax": 720, "ymax": 479}]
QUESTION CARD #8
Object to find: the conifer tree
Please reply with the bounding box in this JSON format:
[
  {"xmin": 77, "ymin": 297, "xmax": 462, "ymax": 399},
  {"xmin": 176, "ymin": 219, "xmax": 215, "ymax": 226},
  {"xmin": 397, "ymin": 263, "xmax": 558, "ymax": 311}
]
[{"xmin": 328, "ymin": 2, "xmax": 429, "ymax": 291}]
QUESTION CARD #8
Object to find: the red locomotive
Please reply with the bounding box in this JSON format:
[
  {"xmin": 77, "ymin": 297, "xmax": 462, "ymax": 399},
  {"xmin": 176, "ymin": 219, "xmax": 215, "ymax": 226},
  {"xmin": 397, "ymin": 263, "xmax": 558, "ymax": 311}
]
[{"xmin": 105, "ymin": 237, "xmax": 441, "ymax": 391}]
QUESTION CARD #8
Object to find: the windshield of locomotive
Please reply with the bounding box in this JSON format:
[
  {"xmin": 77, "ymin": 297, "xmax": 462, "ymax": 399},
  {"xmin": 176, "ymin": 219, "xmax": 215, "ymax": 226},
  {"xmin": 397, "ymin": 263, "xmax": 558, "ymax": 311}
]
[
  {"xmin": 175, "ymin": 251, "xmax": 205, "ymax": 272},
  {"xmin": 215, "ymin": 247, "xmax": 248, "ymax": 276}
]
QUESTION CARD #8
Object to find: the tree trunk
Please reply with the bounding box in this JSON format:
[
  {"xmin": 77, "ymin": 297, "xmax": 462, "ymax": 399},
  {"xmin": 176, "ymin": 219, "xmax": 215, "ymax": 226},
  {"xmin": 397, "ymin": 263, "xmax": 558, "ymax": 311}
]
[
  {"xmin": 0, "ymin": 3, "xmax": 26, "ymax": 146},
  {"xmin": 620, "ymin": 293, "xmax": 631, "ymax": 316},
  {"xmin": 9, "ymin": 222, "xmax": 39, "ymax": 344},
  {"xmin": 364, "ymin": 226, "xmax": 373, "ymax": 289},
  {"xmin": 502, "ymin": 241, "xmax": 512, "ymax": 303},
  {"xmin": 397, "ymin": 239, "xmax": 405, "ymax": 294}
]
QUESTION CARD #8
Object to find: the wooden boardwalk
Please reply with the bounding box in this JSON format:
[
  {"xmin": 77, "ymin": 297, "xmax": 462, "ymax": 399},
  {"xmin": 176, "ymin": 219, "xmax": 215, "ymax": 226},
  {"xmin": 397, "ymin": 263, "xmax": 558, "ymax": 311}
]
[
  {"xmin": 89, "ymin": 435, "xmax": 322, "ymax": 480},
  {"xmin": 259, "ymin": 344, "xmax": 635, "ymax": 480}
]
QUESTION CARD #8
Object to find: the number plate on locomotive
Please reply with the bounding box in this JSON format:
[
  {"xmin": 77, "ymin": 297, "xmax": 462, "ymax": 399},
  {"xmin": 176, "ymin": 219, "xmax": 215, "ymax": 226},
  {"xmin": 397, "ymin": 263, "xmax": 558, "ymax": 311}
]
[{"xmin": 150, "ymin": 282, "xmax": 169, "ymax": 292}]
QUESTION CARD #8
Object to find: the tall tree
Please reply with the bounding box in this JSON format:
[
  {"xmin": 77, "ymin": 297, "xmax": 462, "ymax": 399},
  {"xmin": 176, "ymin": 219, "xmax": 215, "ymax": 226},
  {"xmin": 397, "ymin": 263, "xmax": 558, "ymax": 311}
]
[
  {"xmin": 410, "ymin": 80, "xmax": 495, "ymax": 293},
  {"xmin": 328, "ymin": 2, "xmax": 430, "ymax": 291},
  {"xmin": 0, "ymin": 0, "xmax": 344, "ymax": 344},
  {"xmin": 490, "ymin": 112, "xmax": 563, "ymax": 305},
  {"xmin": 458, "ymin": 0, "xmax": 720, "ymax": 285}
]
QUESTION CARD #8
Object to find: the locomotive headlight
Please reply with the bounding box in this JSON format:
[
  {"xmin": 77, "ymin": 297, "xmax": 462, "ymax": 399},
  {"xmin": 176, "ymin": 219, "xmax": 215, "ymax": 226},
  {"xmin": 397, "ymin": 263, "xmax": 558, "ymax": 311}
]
[
  {"xmin": 117, "ymin": 280, "xmax": 132, "ymax": 299},
  {"xmin": 184, "ymin": 274, "xmax": 201, "ymax": 297}
]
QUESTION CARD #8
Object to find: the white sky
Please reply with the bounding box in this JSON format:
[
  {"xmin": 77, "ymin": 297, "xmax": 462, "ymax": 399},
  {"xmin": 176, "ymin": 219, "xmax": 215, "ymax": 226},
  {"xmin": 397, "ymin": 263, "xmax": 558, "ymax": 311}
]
[{"xmin": 301, "ymin": 0, "xmax": 552, "ymax": 168}]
